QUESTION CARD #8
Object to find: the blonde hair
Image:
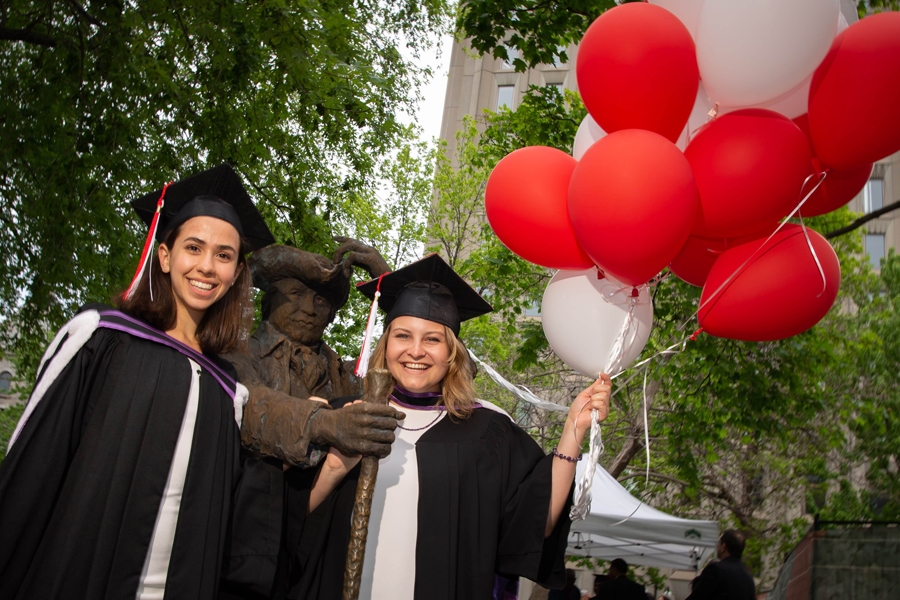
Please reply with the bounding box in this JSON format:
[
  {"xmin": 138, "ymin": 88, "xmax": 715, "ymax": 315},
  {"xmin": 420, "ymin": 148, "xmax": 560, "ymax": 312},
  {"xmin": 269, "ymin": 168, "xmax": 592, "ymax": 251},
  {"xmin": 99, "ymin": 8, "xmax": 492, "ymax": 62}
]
[{"xmin": 370, "ymin": 320, "xmax": 477, "ymax": 419}]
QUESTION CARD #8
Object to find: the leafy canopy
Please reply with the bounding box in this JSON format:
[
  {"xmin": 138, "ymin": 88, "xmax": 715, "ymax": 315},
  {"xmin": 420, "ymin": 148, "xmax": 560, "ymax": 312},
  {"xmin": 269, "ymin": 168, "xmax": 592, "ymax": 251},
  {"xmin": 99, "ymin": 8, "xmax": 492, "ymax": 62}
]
[{"xmin": 0, "ymin": 0, "xmax": 450, "ymax": 380}]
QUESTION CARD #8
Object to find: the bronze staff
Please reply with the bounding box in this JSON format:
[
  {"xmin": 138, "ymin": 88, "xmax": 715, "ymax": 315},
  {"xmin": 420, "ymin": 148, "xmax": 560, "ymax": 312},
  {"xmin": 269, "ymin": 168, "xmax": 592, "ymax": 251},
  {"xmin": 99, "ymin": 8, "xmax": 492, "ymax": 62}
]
[{"xmin": 343, "ymin": 368, "xmax": 394, "ymax": 600}]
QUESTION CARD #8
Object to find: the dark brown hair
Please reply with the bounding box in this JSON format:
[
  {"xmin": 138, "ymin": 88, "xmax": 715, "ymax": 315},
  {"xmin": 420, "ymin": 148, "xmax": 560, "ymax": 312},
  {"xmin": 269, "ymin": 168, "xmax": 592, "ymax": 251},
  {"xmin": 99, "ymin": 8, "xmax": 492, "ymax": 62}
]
[
  {"xmin": 115, "ymin": 221, "xmax": 252, "ymax": 355},
  {"xmin": 720, "ymin": 529, "xmax": 747, "ymax": 558}
]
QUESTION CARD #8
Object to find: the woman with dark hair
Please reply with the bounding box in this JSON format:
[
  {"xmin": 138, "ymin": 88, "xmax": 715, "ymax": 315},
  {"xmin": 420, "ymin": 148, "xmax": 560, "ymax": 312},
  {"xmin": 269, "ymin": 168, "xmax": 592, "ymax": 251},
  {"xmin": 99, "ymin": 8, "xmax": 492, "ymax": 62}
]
[
  {"xmin": 0, "ymin": 164, "xmax": 274, "ymax": 600},
  {"xmin": 291, "ymin": 254, "xmax": 612, "ymax": 600}
]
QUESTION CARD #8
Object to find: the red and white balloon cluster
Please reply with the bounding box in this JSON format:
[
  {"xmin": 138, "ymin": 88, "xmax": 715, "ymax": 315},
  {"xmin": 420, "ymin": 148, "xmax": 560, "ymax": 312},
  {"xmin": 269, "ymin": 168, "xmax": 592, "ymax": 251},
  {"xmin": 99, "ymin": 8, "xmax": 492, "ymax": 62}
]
[{"xmin": 485, "ymin": 1, "xmax": 900, "ymax": 364}]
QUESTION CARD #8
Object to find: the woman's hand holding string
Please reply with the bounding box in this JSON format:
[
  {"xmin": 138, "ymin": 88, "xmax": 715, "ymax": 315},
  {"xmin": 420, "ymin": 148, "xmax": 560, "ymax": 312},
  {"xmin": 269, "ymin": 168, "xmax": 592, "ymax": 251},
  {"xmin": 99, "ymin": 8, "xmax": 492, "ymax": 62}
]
[{"xmin": 545, "ymin": 374, "xmax": 612, "ymax": 536}]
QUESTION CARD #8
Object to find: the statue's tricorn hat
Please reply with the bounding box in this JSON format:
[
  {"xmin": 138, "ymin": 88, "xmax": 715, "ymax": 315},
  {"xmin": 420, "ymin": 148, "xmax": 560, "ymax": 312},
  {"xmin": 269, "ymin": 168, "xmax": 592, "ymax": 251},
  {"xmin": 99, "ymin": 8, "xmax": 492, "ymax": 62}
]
[
  {"xmin": 249, "ymin": 245, "xmax": 351, "ymax": 310},
  {"xmin": 356, "ymin": 253, "xmax": 492, "ymax": 336}
]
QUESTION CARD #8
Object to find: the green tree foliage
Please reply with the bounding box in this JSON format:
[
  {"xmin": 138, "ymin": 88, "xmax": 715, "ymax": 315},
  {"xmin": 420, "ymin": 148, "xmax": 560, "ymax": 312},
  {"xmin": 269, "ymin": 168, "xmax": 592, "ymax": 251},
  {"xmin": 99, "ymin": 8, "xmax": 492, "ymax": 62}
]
[
  {"xmin": 326, "ymin": 133, "xmax": 436, "ymax": 358},
  {"xmin": 0, "ymin": 0, "xmax": 450, "ymax": 381},
  {"xmin": 456, "ymin": 0, "xmax": 621, "ymax": 71},
  {"xmin": 859, "ymin": 1, "xmax": 900, "ymax": 15},
  {"xmin": 0, "ymin": 403, "xmax": 25, "ymax": 463}
]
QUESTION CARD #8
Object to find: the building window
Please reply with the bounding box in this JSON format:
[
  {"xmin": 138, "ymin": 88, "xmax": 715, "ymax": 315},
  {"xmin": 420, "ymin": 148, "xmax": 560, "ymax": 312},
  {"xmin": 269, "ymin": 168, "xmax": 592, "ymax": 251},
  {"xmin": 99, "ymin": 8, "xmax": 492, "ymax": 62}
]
[
  {"xmin": 497, "ymin": 85, "xmax": 515, "ymax": 110},
  {"xmin": 863, "ymin": 178, "xmax": 884, "ymax": 214},
  {"xmin": 552, "ymin": 46, "xmax": 567, "ymax": 68},
  {"xmin": 0, "ymin": 371, "xmax": 11, "ymax": 393},
  {"xmin": 865, "ymin": 233, "xmax": 885, "ymax": 269},
  {"xmin": 501, "ymin": 45, "xmax": 519, "ymax": 70}
]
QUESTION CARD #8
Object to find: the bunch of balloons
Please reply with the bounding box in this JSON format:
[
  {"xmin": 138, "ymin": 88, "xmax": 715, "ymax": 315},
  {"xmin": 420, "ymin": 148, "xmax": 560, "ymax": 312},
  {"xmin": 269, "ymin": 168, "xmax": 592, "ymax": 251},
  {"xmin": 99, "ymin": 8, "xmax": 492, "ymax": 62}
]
[{"xmin": 485, "ymin": 1, "xmax": 900, "ymax": 375}]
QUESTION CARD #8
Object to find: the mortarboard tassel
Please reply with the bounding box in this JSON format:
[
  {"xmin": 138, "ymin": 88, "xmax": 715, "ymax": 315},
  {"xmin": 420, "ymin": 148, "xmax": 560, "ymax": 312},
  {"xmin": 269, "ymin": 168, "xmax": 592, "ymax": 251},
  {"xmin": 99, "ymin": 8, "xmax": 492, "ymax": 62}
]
[
  {"xmin": 124, "ymin": 182, "xmax": 171, "ymax": 300},
  {"xmin": 355, "ymin": 272, "xmax": 387, "ymax": 378}
]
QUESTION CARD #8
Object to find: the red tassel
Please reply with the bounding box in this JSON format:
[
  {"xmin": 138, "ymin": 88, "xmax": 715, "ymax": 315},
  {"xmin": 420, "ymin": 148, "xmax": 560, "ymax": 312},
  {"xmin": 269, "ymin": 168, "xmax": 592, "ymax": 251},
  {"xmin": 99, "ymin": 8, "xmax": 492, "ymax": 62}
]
[{"xmin": 125, "ymin": 182, "xmax": 171, "ymax": 300}]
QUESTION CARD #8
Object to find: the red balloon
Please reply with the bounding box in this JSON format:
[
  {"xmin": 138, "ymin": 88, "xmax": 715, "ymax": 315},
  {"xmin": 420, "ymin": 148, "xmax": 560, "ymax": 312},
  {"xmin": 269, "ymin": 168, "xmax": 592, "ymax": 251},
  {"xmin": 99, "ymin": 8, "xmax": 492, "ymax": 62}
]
[
  {"xmin": 669, "ymin": 229, "xmax": 770, "ymax": 287},
  {"xmin": 793, "ymin": 114, "xmax": 873, "ymax": 217},
  {"xmin": 809, "ymin": 12, "xmax": 900, "ymax": 170},
  {"xmin": 685, "ymin": 109, "xmax": 811, "ymax": 238},
  {"xmin": 669, "ymin": 235, "xmax": 729, "ymax": 287},
  {"xmin": 486, "ymin": 146, "xmax": 594, "ymax": 269},
  {"xmin": 698, "ymin": 225, "xmax": 841, "ymax": 341},
  {"xmin": 568, "ymin": 129, "xmax": 699, "ymax": 286},
  {"xmin": 576, "ymin": 3, "xmax": 699, "ymax": 142}
]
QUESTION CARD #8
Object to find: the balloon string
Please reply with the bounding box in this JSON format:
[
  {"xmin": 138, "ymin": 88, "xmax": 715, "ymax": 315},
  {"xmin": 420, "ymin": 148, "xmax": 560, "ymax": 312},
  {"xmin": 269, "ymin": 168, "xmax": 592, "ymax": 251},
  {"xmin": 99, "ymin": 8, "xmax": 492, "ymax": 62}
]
[
  {"xmin": 467, "ymin": 349, "xmax": 568, "ymax": 414},
  {"xmin": 694, "ymin": 170, "xmax": 827, "ymax": 318},
  {"xmin": 600, "ymin": 343, "xmax": 654, "ymax": 529},
  {"xmin": 642, "ymin": 366, "xmax": 650, "ymax": 486},
  {"xmin": 797, "ymin": 212, "xmax": 828, "ymax": 297},
  {"xmin": 570, "ymin": 297, "xmax": 638, "ymax": 520}
]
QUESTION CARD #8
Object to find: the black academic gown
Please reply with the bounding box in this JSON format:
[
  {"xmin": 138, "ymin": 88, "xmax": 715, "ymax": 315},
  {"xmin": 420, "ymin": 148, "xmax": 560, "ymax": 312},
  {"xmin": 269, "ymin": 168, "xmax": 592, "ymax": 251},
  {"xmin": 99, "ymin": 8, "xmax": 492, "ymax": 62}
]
[
  {"xmin": 0, "ymin": 306, "xmax": 243, "ymax": 600},
  {"xmin": 283, "ymin": 399, "xmax": 573, "ymax": 600}
]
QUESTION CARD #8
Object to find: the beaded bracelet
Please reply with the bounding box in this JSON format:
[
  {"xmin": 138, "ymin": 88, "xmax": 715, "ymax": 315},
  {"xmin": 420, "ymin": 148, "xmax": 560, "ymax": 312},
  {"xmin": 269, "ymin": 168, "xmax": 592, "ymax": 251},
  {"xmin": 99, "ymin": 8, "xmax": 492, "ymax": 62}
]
[{"xmin": 552, "ymin": 446, "xmax": 582, "ymax": 463}]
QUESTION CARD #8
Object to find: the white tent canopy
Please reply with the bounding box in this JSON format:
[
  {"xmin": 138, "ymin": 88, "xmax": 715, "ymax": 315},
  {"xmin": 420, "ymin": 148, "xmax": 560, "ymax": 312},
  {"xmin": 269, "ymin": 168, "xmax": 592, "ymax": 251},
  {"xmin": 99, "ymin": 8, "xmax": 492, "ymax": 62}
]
[{"xmin": 567, "ymin": 463, "xmax": 719, "ymax": 570}]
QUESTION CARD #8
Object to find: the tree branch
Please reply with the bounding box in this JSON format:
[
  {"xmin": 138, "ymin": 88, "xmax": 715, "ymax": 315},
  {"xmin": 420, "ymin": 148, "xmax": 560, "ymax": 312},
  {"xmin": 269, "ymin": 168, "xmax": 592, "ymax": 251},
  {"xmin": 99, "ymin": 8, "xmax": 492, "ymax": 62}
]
[
  {"xmin": 606, "ymin": 435, "xmax": 643, "ymax": 479},
  {"xmin": 64, "ymin": 0, "xmax": 104, "ymax": 27},
  {"xmin": 619, "ymin": 470, "xmax": 691, "ymax": 488},
  {"xmin": 825, "ymin": 198, "xmax": 900, "ymax": 239},
  {"xmin": 0, "ymin": 27, "xmax": 58, "ymax": 47}
]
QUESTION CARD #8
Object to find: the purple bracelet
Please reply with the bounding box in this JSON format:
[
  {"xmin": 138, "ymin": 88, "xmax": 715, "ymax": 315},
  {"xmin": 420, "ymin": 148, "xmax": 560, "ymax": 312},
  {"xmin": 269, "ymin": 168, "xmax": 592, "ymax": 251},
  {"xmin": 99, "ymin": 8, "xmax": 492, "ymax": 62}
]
[{"xmin": 552, "ymin": 446, "xmax": 582, "ymax": 463}]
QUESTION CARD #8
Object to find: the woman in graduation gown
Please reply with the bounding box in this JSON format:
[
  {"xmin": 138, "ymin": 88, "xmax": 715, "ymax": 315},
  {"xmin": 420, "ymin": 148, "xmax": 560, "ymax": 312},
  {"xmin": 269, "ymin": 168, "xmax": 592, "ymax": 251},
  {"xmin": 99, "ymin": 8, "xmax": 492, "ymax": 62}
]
[
  {"xmin": 0, "ymin": 164, "xmax": 275, "ymax": 599},
  {"xmin": 287, "ymin": 254, "xmax": 612, "ymax": 600}
]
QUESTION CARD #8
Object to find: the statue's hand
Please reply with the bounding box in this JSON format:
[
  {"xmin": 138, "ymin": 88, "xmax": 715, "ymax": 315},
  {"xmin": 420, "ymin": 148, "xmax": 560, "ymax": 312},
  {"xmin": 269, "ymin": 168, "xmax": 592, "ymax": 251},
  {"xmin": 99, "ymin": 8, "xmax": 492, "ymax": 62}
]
[
  {"xmin": 308, "ymin": 402, "xmax": 405, "ymax": 458},
  {"xmin": 333, "ymin": 236, "xmax": 391, "ymax": 278}
]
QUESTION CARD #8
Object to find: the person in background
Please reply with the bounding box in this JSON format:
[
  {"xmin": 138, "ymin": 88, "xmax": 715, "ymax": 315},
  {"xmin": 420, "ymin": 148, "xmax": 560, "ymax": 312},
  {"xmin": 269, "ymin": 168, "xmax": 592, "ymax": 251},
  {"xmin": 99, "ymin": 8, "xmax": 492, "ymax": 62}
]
[
  {"xmin": 685, "ymin": 530, "xmax": 755, "ymax": 600},
  {"xmin": 548, "ymin": 569, "xmax": 581, "ymax": 600},
  {"xmin": 590, "ymin": 574, "xmax": 608, "ymax": 600},
  {"xmin": 594, "ymin": 558, "xmax": 646, "ymax": 600}
]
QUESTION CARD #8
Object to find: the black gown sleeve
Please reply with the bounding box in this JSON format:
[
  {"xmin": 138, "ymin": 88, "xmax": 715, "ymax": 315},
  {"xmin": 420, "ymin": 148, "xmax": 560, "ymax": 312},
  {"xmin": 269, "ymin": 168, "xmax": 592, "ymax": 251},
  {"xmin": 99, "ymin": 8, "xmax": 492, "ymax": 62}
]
[{"xmin": 496, "ymin": 424, "xmax": 573, "ymax": 588}]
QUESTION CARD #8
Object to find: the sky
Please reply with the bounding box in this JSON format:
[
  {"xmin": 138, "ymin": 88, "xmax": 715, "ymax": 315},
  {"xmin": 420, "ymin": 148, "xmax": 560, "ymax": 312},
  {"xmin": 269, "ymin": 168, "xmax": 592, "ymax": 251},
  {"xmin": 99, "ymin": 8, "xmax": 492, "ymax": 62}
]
[{"xmin": 404, "ymin": 34, "xmax": 456, "ymax": 144}]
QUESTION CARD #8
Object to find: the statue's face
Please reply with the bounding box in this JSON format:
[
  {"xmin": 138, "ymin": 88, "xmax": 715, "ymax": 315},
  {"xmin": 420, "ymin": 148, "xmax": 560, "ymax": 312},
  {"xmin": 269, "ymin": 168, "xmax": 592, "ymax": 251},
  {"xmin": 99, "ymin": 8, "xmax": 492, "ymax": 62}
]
[{"xmin": 267, "ymin": 278, "xmax": 333, "ymax": 345}]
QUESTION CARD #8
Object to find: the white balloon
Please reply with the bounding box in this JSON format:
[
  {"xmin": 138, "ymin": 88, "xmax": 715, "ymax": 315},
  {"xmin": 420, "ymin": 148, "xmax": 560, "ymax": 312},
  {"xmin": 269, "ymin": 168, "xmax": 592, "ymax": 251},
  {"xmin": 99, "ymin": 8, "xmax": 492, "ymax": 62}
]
[
  {"xmin": 837, "ymin": 10, "xmax": 849, "ymax": 34},
  {"xmin": 839, "ymin": 0, "xmax": 858, "ymax": 26},
  {"xmin": 719, "ymin": 74, "xmax": 812, "ymax": 120},
  {"xmin": 541, "ymin": 268, "xmax": 654, "ymax": 377},
  {"xmin": 676, "ymin": 82, "xmax": 715, "ymax": 150},
  {"xmin": 696, "ymin": 0, "xmax": 840, "ymax": 107},
  {"xmin": 572, "ymin": 115, "xmax": 607, "ymax": 161},
  {"xmin": 715, "ymin": 8, "xmax": 849, "ymax": 120},
  {"xmin": 648, "ymin": 0, "xmax": 707, "ymax": 41}
]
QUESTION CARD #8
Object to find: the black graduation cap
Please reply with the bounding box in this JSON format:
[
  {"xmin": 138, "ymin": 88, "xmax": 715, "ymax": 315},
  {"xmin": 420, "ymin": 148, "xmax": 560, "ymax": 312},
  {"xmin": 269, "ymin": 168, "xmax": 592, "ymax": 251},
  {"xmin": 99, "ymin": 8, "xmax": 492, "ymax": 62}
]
[
  {"xmin": 356, "ymin": 254, "xmax": 492, "ymax": 335},
  {"xmin": 131, "ymin": 163, "xmax": 275, "ymax": 252}
]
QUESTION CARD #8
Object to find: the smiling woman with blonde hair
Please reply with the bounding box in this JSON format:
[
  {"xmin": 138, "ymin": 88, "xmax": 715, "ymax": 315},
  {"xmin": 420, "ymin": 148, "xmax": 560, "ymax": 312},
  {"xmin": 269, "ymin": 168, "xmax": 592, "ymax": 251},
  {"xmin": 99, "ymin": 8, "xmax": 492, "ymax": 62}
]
[{"xmin": 287, "ymin": 254, "xmax": 613, "ymax": 600}]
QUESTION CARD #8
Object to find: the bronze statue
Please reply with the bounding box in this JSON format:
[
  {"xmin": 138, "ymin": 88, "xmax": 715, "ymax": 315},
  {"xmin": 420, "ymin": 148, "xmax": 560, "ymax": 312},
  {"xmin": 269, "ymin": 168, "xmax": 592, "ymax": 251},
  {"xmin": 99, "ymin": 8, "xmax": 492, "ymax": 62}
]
[
  {"xmin": 220, "ymin": 238, "xmax": 404, "ymax": 596},
  {"xmin": 232, "ymin": 238, "xmax": 397, "ymax": 464}
]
